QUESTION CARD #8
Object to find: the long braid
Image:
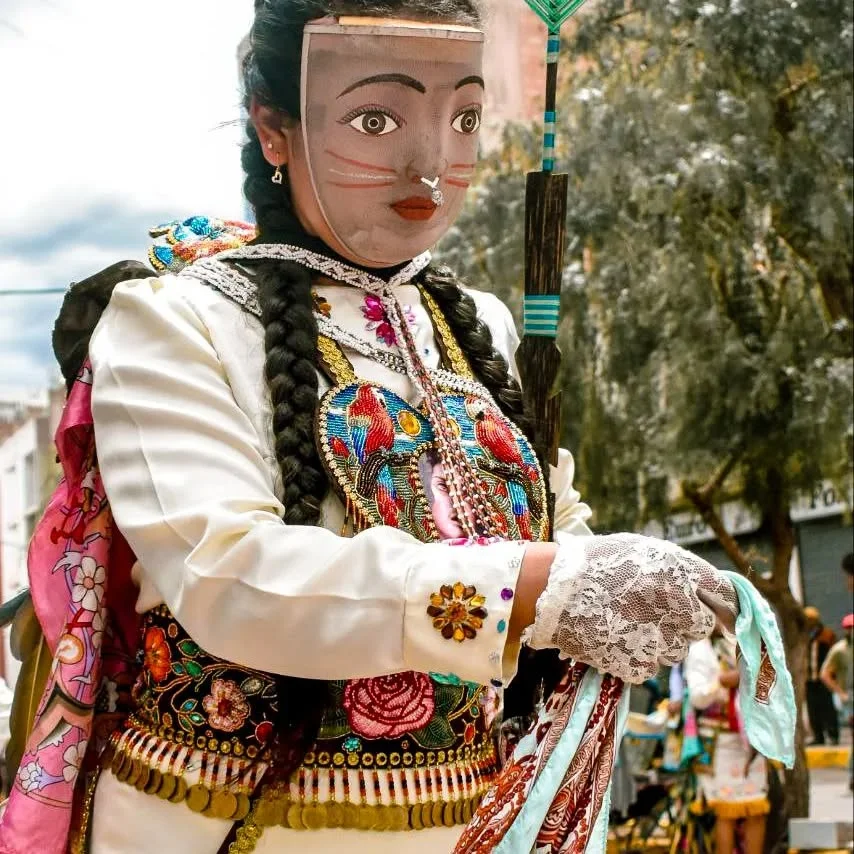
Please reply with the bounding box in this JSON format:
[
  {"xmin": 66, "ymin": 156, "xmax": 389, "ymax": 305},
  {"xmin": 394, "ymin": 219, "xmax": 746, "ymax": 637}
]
[
  {"xmin": 419, "ymin": 266, "xmax": 530, "ymax": 434},
  {"xmin": 256, "ymin": 261, "xmax": 328, "ymax": 525},
  {"xmin": 241, "ymin": 36, "xmax": 332, "ymax": 775}
]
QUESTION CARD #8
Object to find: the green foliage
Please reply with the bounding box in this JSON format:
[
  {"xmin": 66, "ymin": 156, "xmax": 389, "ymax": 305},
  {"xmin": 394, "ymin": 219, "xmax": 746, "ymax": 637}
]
[{"xmin": 437, "ymin": 0, "xmax": 853, "ymax": 532}]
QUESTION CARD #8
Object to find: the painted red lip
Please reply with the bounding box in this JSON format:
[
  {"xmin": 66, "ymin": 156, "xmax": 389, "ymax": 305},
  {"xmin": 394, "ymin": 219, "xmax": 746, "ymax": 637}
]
[{"xmin": 390, "ymin": 196, "xmax": 438, "ymax": 221}]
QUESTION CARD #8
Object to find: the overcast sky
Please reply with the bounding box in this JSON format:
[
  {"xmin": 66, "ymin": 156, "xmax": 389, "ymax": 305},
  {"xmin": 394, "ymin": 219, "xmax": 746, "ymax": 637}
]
[{"xmin": 0, "ymin": 1, "xmax": 254, "ymax": 396}]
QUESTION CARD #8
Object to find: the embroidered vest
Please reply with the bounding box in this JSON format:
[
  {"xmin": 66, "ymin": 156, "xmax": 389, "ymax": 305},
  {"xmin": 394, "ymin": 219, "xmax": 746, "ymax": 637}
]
[{"xmin": 101, "ymin": 281, "xmax": 549, "ymax": 836}]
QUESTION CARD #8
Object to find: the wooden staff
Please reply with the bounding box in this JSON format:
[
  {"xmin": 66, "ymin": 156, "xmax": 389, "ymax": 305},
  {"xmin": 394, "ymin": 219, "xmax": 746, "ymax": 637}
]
[{"xmin": 516, "ymin": 1, "xmax": 587, "ymax": 528}]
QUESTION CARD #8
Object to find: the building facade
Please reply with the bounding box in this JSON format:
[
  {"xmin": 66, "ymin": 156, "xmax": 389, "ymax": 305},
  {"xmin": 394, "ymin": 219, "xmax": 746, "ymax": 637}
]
[
  {"xmin": 647, "ymin": 481, "xmax": 854, "ymax": 635},
  {"xmin": 0, "ymin": 390, "xmax": 62, "ymax": 686},
  {"xmin": 481, "ymin": 0, "xmax": 547, "ymax": 146}
]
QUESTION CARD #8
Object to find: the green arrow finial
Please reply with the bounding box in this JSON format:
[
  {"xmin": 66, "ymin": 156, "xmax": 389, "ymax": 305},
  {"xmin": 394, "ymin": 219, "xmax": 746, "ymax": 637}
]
[{"xmin": 523, "ymin": 0, "xmax": 588, "ymax": 31}]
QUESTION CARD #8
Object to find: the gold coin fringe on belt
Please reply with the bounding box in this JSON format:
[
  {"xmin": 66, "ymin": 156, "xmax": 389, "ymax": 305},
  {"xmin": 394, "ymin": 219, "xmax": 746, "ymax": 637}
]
[
  {"xmin": 228, "ymin": 782, "xmax": 486, "ymax": 854},
  {"xmin": 107, "ymin": 742, "xmax": 254, "ymax": 822},
  {"xmin": 105, "ymin": 737, "xmax": 490, "ymax": 852}
]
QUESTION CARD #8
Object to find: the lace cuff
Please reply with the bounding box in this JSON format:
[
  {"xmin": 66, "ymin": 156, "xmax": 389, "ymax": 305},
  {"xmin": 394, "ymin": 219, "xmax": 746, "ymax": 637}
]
[
  {"xmin": 527, "ymin": 534, "xmax": 733, "ymax": 684},
  {"xmin": 526, "ymin": 536, "xmax": 586, "ymax": 652}
]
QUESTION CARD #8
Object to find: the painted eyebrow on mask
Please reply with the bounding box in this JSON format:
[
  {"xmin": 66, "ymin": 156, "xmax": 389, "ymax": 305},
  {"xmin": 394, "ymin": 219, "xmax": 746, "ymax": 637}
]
[
  {"xmin": 455, "ymin": 75, "xmax": 485, "ymax": 90},
  {"xmin": 338, "ymin": 73, "xmax": 426, "ymax": 97}
]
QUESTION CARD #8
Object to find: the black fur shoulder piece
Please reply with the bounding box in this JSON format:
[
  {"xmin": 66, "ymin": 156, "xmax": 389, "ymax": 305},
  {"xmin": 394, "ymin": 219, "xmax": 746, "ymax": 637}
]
[{"xmin": 52, "ymin": 260, "xmax": 152, "ymax": 392}]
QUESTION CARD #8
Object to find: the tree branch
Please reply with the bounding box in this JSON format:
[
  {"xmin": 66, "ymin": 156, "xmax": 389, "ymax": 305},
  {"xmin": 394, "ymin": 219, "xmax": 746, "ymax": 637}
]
[
  {"xmin": 682, "ymin": 479, "xmax": 774, "ymax": 598},
  {"xmin": 695, "ymin": 446, "xmax": 744, "ymax": 505},
  {"xmin": 777, "ymin": 69, "xmax": 852, "ymax": 101},
  {"xmin": 603, "ymin": 9, "xmax": 642, "ymax": 28}
]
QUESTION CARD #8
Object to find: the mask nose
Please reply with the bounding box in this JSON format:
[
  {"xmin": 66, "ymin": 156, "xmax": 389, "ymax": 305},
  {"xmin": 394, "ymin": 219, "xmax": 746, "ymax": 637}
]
[{"xmin": 405, "ymin": 130, "xmax": 450, "ymax": 184}]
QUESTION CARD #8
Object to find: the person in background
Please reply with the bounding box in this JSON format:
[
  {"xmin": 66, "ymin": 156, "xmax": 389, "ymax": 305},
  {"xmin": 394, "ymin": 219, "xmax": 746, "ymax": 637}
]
[
  {"xmin": 804, "ymin": 606, "xmax": 839, "ymax": 745},
  {"xmin": 668, "ymin": 663, "xmax": 684, "ymax": 717},
  {"xmin": 844, "ymin": 552, "xmax": 854, "ymax": 595},
  {"xmin": 821, "ymin": 613, "xmax": 854, "ymax": 792},
  {"xmin": 686, "ymin": 635, "xmax": 768, "ymax": 854}
]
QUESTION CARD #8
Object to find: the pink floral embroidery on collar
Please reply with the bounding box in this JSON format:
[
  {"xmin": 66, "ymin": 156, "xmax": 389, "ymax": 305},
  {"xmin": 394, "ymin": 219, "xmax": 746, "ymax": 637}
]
[{"xmin": 361, "ymin": 294, "xmax": 416, "ymax": 347}]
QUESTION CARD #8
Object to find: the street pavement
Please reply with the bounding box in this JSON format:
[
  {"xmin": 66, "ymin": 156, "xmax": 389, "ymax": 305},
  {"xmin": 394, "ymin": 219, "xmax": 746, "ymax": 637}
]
[{"xmin": 809, "ymin": 766, "xmax": 852, "ymax": 824}]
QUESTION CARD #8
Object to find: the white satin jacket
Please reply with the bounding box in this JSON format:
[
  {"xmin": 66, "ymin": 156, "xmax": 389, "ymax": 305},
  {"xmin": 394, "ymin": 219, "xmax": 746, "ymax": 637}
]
[{"xmin": 87, "ymin": 271, "xmax": 592, "ymax": 853}]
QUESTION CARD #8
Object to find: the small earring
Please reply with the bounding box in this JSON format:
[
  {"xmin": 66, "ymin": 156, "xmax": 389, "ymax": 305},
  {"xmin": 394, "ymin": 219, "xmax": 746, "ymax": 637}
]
[
  {"xmin": 271, "ymin": 163, "xmax": 283, "ymax": 185},
  {"xmin": 266, "ymin": 141, "xmax": 273, "ymax": 149}
]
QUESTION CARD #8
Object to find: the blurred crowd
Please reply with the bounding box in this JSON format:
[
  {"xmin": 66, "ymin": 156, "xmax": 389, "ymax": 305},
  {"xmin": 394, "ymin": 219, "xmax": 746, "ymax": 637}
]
[{"xmin": 612, "ymin": 552, "xmax": 853, "ymax": 854}]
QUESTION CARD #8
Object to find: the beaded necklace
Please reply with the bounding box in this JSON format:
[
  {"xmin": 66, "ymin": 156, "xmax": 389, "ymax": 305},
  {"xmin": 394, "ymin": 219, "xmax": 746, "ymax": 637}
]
[{"xmin": 189, "ymin": 246, "xmax": 505, "ymax": 538}]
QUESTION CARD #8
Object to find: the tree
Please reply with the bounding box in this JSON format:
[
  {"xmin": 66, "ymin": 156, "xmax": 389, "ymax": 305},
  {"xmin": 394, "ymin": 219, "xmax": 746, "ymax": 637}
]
[{"xmin": 438, "ymin": 0, "xmax": 853, "ymax": 824}]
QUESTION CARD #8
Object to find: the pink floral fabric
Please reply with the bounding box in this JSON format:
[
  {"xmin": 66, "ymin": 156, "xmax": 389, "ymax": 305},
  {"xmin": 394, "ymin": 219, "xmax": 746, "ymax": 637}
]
[{"xmin": 0, "ymin": 362, "xmax": 139, "ymax": 854}]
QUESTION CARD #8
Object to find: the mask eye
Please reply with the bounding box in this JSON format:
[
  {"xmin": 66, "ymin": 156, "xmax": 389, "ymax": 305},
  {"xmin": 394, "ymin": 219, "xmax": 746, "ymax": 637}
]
[
  {"xmin": 347, "ymin": 109, "xmax": 401, "ymax": 136},
  {"xmin": 452, "ymin": 107, "xmax": 482, "ymax": 135}
]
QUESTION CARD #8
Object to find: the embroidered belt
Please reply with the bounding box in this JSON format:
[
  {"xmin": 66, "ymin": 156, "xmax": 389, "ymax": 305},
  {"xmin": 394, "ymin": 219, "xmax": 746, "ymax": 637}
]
[
  {"xmin": 104, "ymin": 606, "xmax": 501, "ymax": 830},
  {"xmin": 105, "ymin": 724, "xmax": 498, "ymax": 826}
]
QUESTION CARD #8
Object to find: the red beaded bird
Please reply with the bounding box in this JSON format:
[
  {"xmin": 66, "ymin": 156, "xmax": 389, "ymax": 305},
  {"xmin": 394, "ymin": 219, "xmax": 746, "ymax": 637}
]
[
  {"xmin": 346, "ymin": 386, "xmax": 402, "ymax": 526},
  {"xmin": 465, "ymin": 397, "xmax": 538, "ymax": 539}
]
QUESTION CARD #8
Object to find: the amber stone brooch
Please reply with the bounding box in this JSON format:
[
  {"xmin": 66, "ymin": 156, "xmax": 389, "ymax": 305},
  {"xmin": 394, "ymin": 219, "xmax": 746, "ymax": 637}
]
[{"xmin": 427, "ymin": 583, "xmax": 488, "ymax": 642}]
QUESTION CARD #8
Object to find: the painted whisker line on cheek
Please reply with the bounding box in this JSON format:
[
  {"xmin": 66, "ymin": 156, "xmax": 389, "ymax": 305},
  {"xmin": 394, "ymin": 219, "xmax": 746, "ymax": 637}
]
[
  {"xmin": 446, "ymin": 178, "xmax": 471, "ymax": 188},
  {"xmin": 450, "ymin": 163, "xmax": 476, "ymax": 169},
  {"xmin": 328, "ymin": 168, "xmax": 396, "ymax": 181},
  {"xmin": 324, "ymin": 148, "xmax": 397, "ymax": 175}
]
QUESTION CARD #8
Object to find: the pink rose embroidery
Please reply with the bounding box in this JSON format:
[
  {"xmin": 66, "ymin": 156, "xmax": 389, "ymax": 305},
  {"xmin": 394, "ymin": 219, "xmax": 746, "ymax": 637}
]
[
  {"xmin": 343, "ymin": 672, "xmax": 435, "ymax": 738},
  {"xmin": 202, "ymin": 678, "xmax": 250, "ymax": 732}
]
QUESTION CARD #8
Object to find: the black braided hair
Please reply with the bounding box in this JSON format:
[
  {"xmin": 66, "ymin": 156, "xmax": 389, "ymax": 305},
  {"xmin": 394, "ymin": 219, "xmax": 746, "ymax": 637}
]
[
  {"xmin": 240, "ymin": 0, "xmax": 544, "ymax": 766},
  {"xmin": 417, "ymin": 266, "xmax": 530, "ymax": 433}
]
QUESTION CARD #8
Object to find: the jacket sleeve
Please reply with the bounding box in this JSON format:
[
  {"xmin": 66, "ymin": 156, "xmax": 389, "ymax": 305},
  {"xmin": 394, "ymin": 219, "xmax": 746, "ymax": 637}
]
[{"xmin": 89, "ymin": 277, "xmax": 524, "ymax": 683}]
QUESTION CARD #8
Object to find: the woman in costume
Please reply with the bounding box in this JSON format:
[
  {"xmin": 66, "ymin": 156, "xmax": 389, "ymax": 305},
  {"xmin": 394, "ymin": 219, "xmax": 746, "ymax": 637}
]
[
  {"xmin": 1, "ymin": 2, "xmax": 743, "ymax": 853},
  {"xmin": 685, "ymin": 636, "xmax": 768, "ymax": 854}
]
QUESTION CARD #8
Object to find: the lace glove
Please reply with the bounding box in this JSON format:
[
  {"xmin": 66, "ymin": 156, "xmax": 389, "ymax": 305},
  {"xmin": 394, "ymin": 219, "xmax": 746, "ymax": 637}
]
[{"xmin": 527, "ymin": 533, "xmax": 739, "ymax": 684}]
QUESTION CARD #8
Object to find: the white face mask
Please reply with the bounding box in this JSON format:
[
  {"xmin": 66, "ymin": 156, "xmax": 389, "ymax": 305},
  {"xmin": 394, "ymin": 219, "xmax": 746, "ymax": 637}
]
[{"xmin": 299, "ymin": 19, "xmax": 485, "ymax": 267}]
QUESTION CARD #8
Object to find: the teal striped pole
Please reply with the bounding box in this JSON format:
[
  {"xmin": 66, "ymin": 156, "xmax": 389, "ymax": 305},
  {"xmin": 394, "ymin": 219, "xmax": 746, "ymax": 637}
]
[
  {"xmin": 523, "ymin": 294, "xmax": 561, "ymax": 338},
  {"xmin": 543, "ymin": 31, "xmax": 560, "ymax": 172}
]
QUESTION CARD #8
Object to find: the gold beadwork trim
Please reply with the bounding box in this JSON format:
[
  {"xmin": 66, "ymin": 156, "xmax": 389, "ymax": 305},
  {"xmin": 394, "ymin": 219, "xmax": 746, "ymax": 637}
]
[
  {"xmin": 69, "ymin": 765, "xmax": 102, "ymax": 854},
  {"xmin": 126, "ymin": 713, "xmax": 269, "ymax": 761},
  {"xmin": 301, "ymin": 740, "xmax": 492, "ymax": 768},
  {"xmin": 418, "ymin": 286, "xmax": 475, "ymax": 379},
  {"xmin": 317, "ymin": 335, "xmax": 357, "ymax": 385}
]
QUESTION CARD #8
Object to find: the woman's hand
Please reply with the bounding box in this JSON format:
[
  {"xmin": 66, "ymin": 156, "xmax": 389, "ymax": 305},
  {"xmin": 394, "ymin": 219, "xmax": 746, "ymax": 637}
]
[{"xmin": 527, "ymin": 534, "xmax": 739, "ymax": 684}]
